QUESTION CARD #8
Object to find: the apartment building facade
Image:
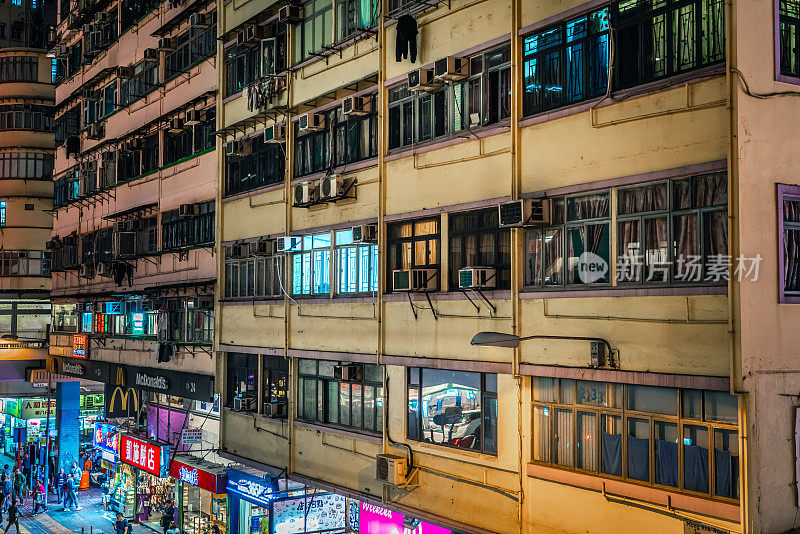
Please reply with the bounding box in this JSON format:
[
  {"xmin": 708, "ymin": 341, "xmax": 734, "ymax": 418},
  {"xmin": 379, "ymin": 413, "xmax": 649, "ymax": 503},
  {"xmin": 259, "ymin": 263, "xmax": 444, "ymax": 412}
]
[
  {"xmin": 0, "ymin": 0, "xmax": 55, "ymax": 389},
  {"xmin": 207, "ymin": 0, "xmax": 797, "ymax": 533},
  {"xmin": 45, "ymin": 0, "xmax": 225, "ymax": 515}
]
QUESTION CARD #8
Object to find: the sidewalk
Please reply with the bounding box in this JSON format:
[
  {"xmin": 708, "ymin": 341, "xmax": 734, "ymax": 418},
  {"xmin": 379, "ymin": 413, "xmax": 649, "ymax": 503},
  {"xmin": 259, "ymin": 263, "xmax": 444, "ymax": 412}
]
[{"xmin": 14, "ymin": 488, "xmax": 156, "ymax": 534}]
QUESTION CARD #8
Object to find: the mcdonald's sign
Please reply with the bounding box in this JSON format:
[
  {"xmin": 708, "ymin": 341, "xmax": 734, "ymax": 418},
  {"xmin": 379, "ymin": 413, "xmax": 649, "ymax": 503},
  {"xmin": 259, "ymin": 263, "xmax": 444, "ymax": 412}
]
[{"xmin": 104, "ymin": 383, "xmax": 138, "ymax": 419}]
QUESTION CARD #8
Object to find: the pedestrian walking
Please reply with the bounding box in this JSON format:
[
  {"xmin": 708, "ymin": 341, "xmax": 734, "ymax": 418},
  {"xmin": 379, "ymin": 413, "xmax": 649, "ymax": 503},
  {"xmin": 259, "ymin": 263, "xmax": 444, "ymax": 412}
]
[
  {"xmin": 101, "ymin": 480, "xmax": 111, "ymax": 511},
  {"xmin": 3, "ymin": 500, "xmax": 18, "ymax": 534},
  {"xmin": 114, "ymin": 512, "xmax": 130, "ymax": 534},
  {"xmin": 11, "ymin": 469, "xmax": 23, "ymax": 503},
  {"xmin": 68, "ymin": 471, "xmax": 80, "ymax": 510},
  {"xmin": 61, "ymin": 474, "xmax": 75, "ymax": 511},
  {"xmin": 166, "ymin": 521, "xmax": 180, "ymax": 534},
  {"xmin": 2, "ymin": 475, "xmax": 11, "ymax": 512},
  {"xmin": 160, "ymin": 501, "xmax": 175, "ymax": 534},
  {"xmin": 55, "ymin": 468, "xmax": 66, "ymax": 504},
  {"xmin": 31, "ymin": 479, "xmax": 45, "ymax": 515}
]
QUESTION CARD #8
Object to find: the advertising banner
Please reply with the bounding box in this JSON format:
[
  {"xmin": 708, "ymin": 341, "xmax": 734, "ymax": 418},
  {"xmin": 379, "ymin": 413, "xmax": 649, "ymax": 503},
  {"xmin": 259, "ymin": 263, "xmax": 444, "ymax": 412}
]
[
  {"xmin": 169, "ymin": 458, "xmax": 226, "ymax": 493},
  {"xmin": 358, "ymin": 502, "xmax": 452, "ymax": 534},
  {"xmin": 93, "ymin": 422, "xmax": 120, "ymax": 458},
  {"xmin": 119, "ymin": 434, "xmax": 168, "ymax": 477},
  {"xmin": 272, "ymin": 493, "xmax": 346, "ymax": 534}
]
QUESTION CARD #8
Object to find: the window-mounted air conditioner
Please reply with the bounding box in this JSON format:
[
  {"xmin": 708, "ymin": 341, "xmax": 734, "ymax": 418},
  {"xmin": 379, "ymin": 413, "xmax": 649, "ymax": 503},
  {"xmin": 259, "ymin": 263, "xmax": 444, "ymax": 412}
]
[
  {"xmin": 190, "ymin": 13, "xmax": 210, "ymax": 28},
  {"xmin": 225, "ymin": 244, "xmax": 247, "ymax": 259},
  {"xmin": 434, "ymin": 56, "xmax": 470, "ymax": 81},
  {"xmin": 458, "ymin": 267, "xmax": 496, "ymax": 290},
  {"xmin": 254, "ymin": 239, "xmax": 271, "ymax": 256},
  {"xmin": 274, "ymin": 236, "xmax": 302, "ymax": 254},
  {"xmin": 408, "ymin": 68, "xmax": 440, "ymax": 92},
  {"xmin": 179, "ymin": 203, "xmax": 197, "ymax": 217},
  {"xmin": 79, "ymin": 263, "xmax": 94, "ymax": 278},
  {"xmin": 158, "ymin": 38, "xmax": 175, "ymax": 51},
  {"xmin": 112, "ymin": 220, "xmax": 129, "ymax": 232},
  {"xmin": 235, "ymin": 139, "xmax": 252, "ymax": 156},
  {"xmin": 97, "ymin": 262, "xmax": 113, "ymax": 277},
  {"xmin": 342, "ymin": 95, "xmax": 373, "ymax": 117},
  {"xmin": 168, "ymin": 118, "xmax": 185, "ymax": 133},
  {"xmin": 143, "ymin": 48, "xmax": 159, "ymax": 62},
  {"xmin": 184, "ymin": 109, "xmax": 204, "ymax": 126},
  {"xmin": 334, "ymin": 364, "xmax": 362, "ymax": 382},
  {"xmin": 114, "ymin": 232, "xmax": 137, "ymax": 258},
  {"xmin": 197, "ymin": 295, "xmax": 214, "ymax": 309},
  {"xmin": 278, "ymin": 4, "xmax": 302, "ymax": 23},
  {"xmin": 352, "ymin": 224, "xmax": 377, "ymax": 243},
  {"xmin": 392, "ymin": 268, "xmax": 438, "ymax": 292},
  {"xmin": 264, "ymin": 123, "xmax": 286, "ymax": 143},
  {"xmin": 87, "ymin": 123, "xmax": 104, "ymax": 140},
  {"xmin": 376, "ymin": 454, "xmax": 409, "ymax": 486},
  {"xmin": 264, "ymin": 401, "xmax": 287, "ymax": 418},
  {"xmin": 318, "ymin": 174, "xmax": 343, "ymax": 201},
  {"xmin": 498, "ymin": 198, "xmax": 551, "ymax": 228},
  {"xmin": 297, "ymin": 113, "xmax": 325, "ymax": 135},
  {"xmin": 238, "ymin": 24, "xmax": 264, "ymax": 46},
  {"xmin": 233, "ymin": 396, "xmax": 256, "ymax": 412},
  {"xmin": 225, "ymin": 142, "xmax": 236, "ymax": 156},
  {"xmin": 293, "ymin": 181, "xmax": 316, "ymax": 206}
]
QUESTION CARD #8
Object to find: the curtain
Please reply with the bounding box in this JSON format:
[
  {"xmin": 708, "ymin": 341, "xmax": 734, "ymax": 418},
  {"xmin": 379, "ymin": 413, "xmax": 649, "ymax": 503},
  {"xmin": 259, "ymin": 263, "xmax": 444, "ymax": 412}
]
[
  {"xmin": 715, "ymin": 450, "xmax": 734, "ymax": 498},
  {"xmin": 601, "ymin": 432, "xmax": 622, "ymax": 476},
  {"xmin": 627, "ymin": 436, "xmax": 649, "ymax": 481},
  {"xmin": 683, "ymin": 445, "xmax": 709, "ymax": 493},
  {"xmin": 655, "ymin": 439, "xmax": 679, "ymax": 487}
]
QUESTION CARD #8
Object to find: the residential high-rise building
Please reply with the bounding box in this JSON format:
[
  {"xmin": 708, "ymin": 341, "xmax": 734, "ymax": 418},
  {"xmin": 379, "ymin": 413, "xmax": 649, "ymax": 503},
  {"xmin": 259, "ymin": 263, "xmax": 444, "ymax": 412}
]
[
  {"xmin": 215, "ymin": 1, "xmax": 800, "ymax": 533},
  {"xmin": 0, "ymin": 0, "xmax": 54, "ymax": 392}
]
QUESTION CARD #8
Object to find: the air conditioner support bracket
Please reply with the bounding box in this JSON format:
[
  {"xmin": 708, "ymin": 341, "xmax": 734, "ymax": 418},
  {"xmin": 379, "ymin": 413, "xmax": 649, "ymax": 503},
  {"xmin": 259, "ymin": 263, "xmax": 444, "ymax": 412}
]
[
  {"xmin": 407, "ymin": 292, "xmax": 417, "ymax": 320},
  {"xmin": 396, "ymin": 467, "xmax": 420, "ymax": 490},
  {"xmin": 459, "ymin": 290, "xmax": 480, "ymax": 312},
  {"xmin": 139, "ymin": 256, "xmax": 158, "ymax": 266},
  {"xmin": 474, "ymin": 288, "xmax": 496, "ymax": 314},
  {"xmin": 423, "ymin": 291, "xmax": 438, "ymax": 321}
]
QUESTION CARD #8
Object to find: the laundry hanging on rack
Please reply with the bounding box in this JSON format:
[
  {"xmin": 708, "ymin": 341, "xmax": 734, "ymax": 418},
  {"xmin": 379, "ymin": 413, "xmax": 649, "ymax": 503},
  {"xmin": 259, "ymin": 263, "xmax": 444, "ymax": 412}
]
[{"xmin": 395, "ymin": 14, "xmax": 418, "ymax": 63}]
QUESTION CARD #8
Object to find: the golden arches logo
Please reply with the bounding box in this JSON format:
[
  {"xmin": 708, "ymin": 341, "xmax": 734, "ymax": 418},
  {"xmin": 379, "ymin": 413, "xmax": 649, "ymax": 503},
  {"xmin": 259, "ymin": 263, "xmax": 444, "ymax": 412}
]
[
  {"xmin": 109, "ymin": 386, "xmax": 137, "ymax": 414},
  {"xmin": 115, "ymin": 367, "xmax": 126, "ymax": 386}
]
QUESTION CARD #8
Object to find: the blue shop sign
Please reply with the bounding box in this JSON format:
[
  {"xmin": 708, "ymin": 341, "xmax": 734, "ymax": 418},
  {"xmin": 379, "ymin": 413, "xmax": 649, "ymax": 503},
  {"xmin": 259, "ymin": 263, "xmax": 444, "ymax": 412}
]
[{"xmin": 226, "ymin": 469, "xmax": 275, "ymax": 508}]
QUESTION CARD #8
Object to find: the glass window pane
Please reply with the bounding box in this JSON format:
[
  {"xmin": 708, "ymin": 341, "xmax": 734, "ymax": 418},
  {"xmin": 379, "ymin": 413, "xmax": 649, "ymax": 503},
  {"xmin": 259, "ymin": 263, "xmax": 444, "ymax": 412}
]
[
  {"xmin": 576, "ymin": 411, "xmax": 597, "ymax": 471},
  {"xmin": 714, "ymin": 428, "xmax": 739, "ymax": 498},
  {"xmin": 339, "ymin": 382, "xmax": 351, "ymax": 426},
  {"xmin": 600, "ymin": 414, "xmax": 622, "ymax": 476},
  {"xmin": 683, "ymin": 424, "xmax": 709, "ymax": 493},
  {"xmin": 554, "ymin": 408, "xmax": 574, "ymax": 467},
  {"xmin": 627, "ymin": 417, "xmax": 650, "ymax": 482},
  {"xmin": 364, "ymin": 385, "xmax": 375, "ymax": 431},
  {"xmin": 533, "ymin": 405, "xmax": 551, "ymax": 462},
  {"xmin": 627, "ymin": 385, "xmax": 677, "ymax": 415},
  {"xmin": 682, "ymin": 390, "xmax": 703, "ymax": 419},
  {"xmin": 704, "ymin": 391, "xmax": 738, "ymax": 424},
  {"xmin": 654, "ymin": 420, "xmax": 679, "ymax": 487}
]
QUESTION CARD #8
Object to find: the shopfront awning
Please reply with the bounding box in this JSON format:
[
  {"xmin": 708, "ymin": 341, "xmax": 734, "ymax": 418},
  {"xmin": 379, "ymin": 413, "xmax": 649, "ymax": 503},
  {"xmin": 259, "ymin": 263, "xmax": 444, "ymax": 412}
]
[{"xmin": 170, "ymin": 455, "xmax": 227, "ymax": 494}]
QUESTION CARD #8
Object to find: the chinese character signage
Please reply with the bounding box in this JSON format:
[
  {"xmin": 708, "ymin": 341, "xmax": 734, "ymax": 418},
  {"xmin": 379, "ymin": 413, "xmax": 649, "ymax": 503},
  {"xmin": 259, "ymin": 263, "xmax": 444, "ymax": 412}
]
[
  {"xmin": 226, "ymin": 469, "xmax": 276, "ymax": 508},
  {"xmin": 93, "ymin": 422, "xmax": 119, "ymax": 459},
  {"xmin": 72, "ymin": 334, "xmax": 89, "ymax": 358},
  {"xmin": 181, "ymin": 428, "xmax": 202, "ymax": 444},
  {"xmin": 272, "ymin": 493, "xmax": 346, "ymax": 534},
  {"xmin": 19, "ymin": 399, "xmax": 56, "ymax": 420},
  {"xmin": 169, "ymin": 459, "xmax": 225, "ymax": 493},
  {"xmin": 119, "ymin": 434, "xmax": 168, "ymax": 477},
  {"xmin": 358, "ymin": 503, "xmax": 452, "ymax": 534}
]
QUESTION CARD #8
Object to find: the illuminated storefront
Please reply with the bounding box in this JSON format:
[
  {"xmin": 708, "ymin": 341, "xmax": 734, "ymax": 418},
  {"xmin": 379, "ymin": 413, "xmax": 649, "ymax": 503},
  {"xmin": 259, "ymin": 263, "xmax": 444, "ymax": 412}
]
[
  {"xmin": 113, "ymin": 434, "xmax": 171, "ymax": 521},
  {"xmin": 170, "ymin": 456, "xmax": 227, "ymax": 534}
]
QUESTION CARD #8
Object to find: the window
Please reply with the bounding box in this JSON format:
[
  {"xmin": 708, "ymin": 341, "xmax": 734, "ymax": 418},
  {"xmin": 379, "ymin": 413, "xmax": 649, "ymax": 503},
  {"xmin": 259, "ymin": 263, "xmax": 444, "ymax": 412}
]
[
  {"xmin": 449, "ymin": 208, "xmax": 511, "ymax": 290},
  {"xmin": 292, "ymin": 232, "xmax": 332, "ymax": 296},
  {"xmin": 0, "ymin": 152, "xmax": 54, "ymax": 180},
  {"xmin": 164, "ymin": 16, "xmax": 217, "ymax": 80},
  {"xmin": 524, "ymin": 192, "xmax": 611, "ymax": 287},
  {"xmin": 224, "ymin": 44, "xmax": 260, "ymax": 97},
  {"xmin": 781, "ymin": 0, "xmax": 800, "ymax": 79},
  {"xmin": 226, "ymin": 353, "xmax": 258, "ymax": 410},
  {"xmin": 297, "ymin": 359, "xmax": 384, "ymax": 434},
  {"xmin": 263, "ymin": 357, "xmax": 289, "ymax": 411},
  {"xmin": 0, "ymin": 56, "xmax": 37, "ymax": 82},
  {"xmin": 779, "ymin": 184, "xmax": 800, "ymax": 301},
  {"xmin": 0, "ymin": 251, "xmax": 51, "ymax": 276},
  {"xmin": 295, "ymin": 0, "xmax": 333, "ymax": 63},
  {"xmin": 120, "ymin": 0, "xmax": 160, "ymax": 33},
  {"xmin": 613, "ymin": 0, "xmax": 725, "ymax": 89},
  {"xmin": 120, "ymin": 61, "xmax": 159, "ymax": 108},
  {"xmin": 224, "ymin": 243, "xmax": 285, "ymax": 299},
  {"xmin": 51, "ymin": 236, "xmax": 79, "ymax": 271},
  {"xmin": 0, "ymin": 201, "xmax": 5, "ymax": 227},
  {"xmin": 522, "ymin": 7, "xmax": 609, "ymax": 116},
  {"xmin": 335, "ymin": 229, "xmax": 378, "ymax": 294},
  {"xmin": 387, "ymin": 218, "xmax": 440, "ymax": 291},
  {"xmin": 294, "ymin": 120, "xmax": 329, "ymax": 177},
  {"xmin": 336, "ymin": 0, "xmax": 378, "ymax": 41},
  {"xmin": 225, "ymin": 136, "xmax": 285, "ymax": 196},
  {"xmin": 101, "ymin": 83, "xmax": 116, "ymax": 117},
  {"xmin": 388, "ymin": 46, "xmax": 510, "ymax": 150},
  {"xmin": 161, "ymin": 201, "xmax": 215, "ymax": 251},
  {"xmin": 117, "ymin": 133, "xmax": 160, "ymax": 183},
  {"xmin": 407, "ymin": 367, "xmax": 498, "ymax": 454},
  {"xmin": 55, "ymin": 106, "xmax": 80, "ymax": 146},
  {"xmin": 532, "ymin": 378, "xmax": 739, "ymax": 500},
  {"xmin": 0, "ymin": 105, "xmax": 54, "ymax": 132}
]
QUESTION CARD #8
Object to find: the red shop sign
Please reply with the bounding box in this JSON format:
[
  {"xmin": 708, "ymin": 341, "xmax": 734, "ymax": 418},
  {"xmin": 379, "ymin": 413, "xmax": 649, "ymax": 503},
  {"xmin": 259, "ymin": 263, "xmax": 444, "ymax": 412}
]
[
  {"xmin": 119, "ymin": 434, "xmax": 168, "ymax": 477},
  {"xmin": 169, "ymin": 459, "xmax": 226, "ymax": 494}
]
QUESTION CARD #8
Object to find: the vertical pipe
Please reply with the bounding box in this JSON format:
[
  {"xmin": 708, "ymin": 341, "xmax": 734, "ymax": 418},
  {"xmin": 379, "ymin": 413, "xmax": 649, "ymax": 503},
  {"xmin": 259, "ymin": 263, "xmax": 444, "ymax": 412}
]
[
  {"xmin": 285, "ymin": 18, "xmax": 297, "ymax": 477},
  {"xmin": 378, "ymin": 0, "xmax": 388, "ymax": 455}
]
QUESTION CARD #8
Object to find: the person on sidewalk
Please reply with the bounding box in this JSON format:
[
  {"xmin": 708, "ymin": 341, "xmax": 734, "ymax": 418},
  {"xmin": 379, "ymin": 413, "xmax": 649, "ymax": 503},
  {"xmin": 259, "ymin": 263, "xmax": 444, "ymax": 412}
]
[
  {"xmin": 31, "ymin": 479, "xmax": 45, "ymax": 515},
  {"xmin": 11, "ymin": 469, "xmax": 23, "ymax": 504},
  {"xmin": 101, "ymin": 480, "xmax": 111, "ymax": 511},
  {"xmin": 69, "ymin": 470, "xmax": 80, "ymax": 510},
  {"xmin": 160, "ymin": 501, "xmax": 175, "ymax": 534},
  {"xmin": 2, "ymin": 475, "xmax": 10, "ymax": 513},
  {"xmin": 115, "ymin": 512, "xmax": 130, "ymax": 534},
  {"xmin": 55, "ymin": 468, "xmax": 66, "ymax": 504},
  {"xmin": 3, "ymin": 500, "xmax": 18, "ymax": 534},
  {"xmin": 61, "ymin": 473, "xmax": 75, "ymax": 511},
  {"xmin": 165, "ymin": 521, "xmax": 179, "ymax": 534}
]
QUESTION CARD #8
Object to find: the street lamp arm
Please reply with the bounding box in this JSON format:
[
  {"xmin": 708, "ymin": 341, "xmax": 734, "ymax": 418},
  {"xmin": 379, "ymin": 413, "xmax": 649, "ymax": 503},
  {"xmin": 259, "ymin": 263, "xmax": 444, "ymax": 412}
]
[
  {"xmin": 516, "ymin": 335, "xmax": 614, "ymax": 356},
  {"xmin": 470, "ymin": 331, "xmax": 616, "ymax": 359}
]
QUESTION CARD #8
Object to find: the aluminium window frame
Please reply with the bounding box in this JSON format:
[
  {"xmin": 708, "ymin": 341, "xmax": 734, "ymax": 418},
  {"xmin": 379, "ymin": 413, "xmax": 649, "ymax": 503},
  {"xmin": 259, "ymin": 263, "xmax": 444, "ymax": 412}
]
[
  {"xmin": 776, "ymin": 0, "xmax": 800, "ymax": 84},
  {"xmin": 778, "ymin": 183, "xmax": 800, "ymax": 302}
]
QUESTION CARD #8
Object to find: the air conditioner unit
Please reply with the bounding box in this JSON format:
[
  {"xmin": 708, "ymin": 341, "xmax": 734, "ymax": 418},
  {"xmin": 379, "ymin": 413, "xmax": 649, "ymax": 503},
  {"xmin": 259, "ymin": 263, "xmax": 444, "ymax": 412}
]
[
  {"xmin": 408, "ymin": 68, "xmax": 440, "ymax": 91},
  {"xmin": 498, "ymin": 199, "xmax": 551, "ymax": 228},
  {"xmin": 238, "ymin": 24, "xmax": 264, "ymax": 46},
  {"xmin": 127, "ymin": 138, "xmax": 143, "ymax": 151},
  {"xmin": 264, "ymin": 401, "xmax": 287, "ymax": 418},
  {"xmin": 254, "ymin": 239, "xmax": 271, "ymax": 256},
  {"xmin": 79, "ymin": 263, "xmax": 94, "ymax": 278},
  {"xmin": 158, "ymin": 38, "xmax": 174, "ymax": 51},
  {"xmin": 225, "ymin": 143, "xmax": 236, "ymax": 156},
  {"xmin": 352, "ymin": 224, "xmax": 377, "ymax": 243},
  {"xmin": 87, "ymin": 123, "xmax": 104, "ymax": 140},
  {"xmin": 232, "ymin": 396, "xmax": 256, "ymax": 412},
  {"xmin": 179, "ymin": 203, "xmax": 196, "ymax": 217},
  {"xmin": 434, "ymin": 56, "xmax": 470, "ymax": 81},
  {"xmin": 342, "ymin": 95, "xmax": 373, "ymax": 117},
  {"xmin": 235, "ymin": 139, "xmax": 252, "ymax": 156},
  {"xmin": 112, "ymin": 220, "xmax": 129, "ymax": 232},
  {"xmin": 278, "ymin": 4, "xmax": 302, "ymax": 23},
  {"xmin": 318, "ymin": 174, "xmax": 343, "ymax": 200},
  {"xmin": 264, "ymin": 124, "xmax": 286, "ymax": 143},
  {"xmin": 297, "ymin": 113, "xmax": 325, "ymax": 135},
  {"xmin": 334, "ymin": 364, "xmax": 362, "ymax": 381},
  {"xmin": 376, "ymin": 454, "xmax": 408, "ymax": 486},
  {"xmin": 392, "ymin": 268, "xmax": 438, "ymax": 292},
  {"xmin": 458, "ymin": 267, "xmax": 496, "ymax": 289},
  {"xmin": 96, "ymin": 11, "xmax": 110, "ymax": 24},
  {"xmin": 197, "ymin": 295, "xmax": 214, "ymax": 308},
  {"xmin": 226, "ymin": 244, "xmax": 247, "ymax": 259},
  {"xmin": 274, "ymin": 236, "xmax": 302, "ymax": 254},
  {"xmin": 101, "ymin": 151, "xmax": 115, "ymax": 162},
  {"xmin": 143, "ymin": 48, "xmax": 159, "ymax": 62},
  {"xmin": 114, "ymin": 232, "xmax": 137, "ymax": 258},
  {"xmin": 184, "ymin": 109, "xmax": 204, "ymax": 126},
  {"xmin": 190, "ymin": 13, "xmax": 210, "ymax": 28},
  {"xmin": 293, "ymin": 181, "xmax": 315, "ymax": 206},
  {"xmin": 168, "ymin": 118, "xmax": 185, "ymax": 133},
  {"xmin": 97, "ymin": 262, "xmax": 113, "ymax": 277}
]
